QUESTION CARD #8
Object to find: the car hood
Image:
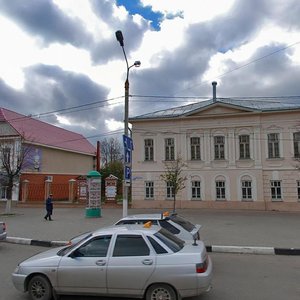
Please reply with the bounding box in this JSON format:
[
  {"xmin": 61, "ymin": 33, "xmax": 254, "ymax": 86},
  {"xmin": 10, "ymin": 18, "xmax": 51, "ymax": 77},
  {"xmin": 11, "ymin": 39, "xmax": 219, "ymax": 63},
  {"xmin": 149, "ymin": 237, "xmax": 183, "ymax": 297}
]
[{"xmin": 19, "ymin": 246, "xmax": 65, "ymax": 267}]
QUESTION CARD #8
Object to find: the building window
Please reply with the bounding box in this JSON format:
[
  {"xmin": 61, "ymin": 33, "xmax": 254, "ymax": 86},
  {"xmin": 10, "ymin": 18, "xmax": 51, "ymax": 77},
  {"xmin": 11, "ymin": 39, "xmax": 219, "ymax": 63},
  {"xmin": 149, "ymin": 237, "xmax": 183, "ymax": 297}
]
[
  {"xmin": 239, "ymin": 135, "xmax": 250, "ymax": 159},
  {"xmin": 268, "ymin": 133, "xmax": 280, "ymax": 158},
  {"xmin": 214, "ymin": 136, "xmax": 225, "ymax": 160},
  {"xmin": 191, "ymin": 137, "xmax": 201, "ymax": 160},
  {"xmin": 165, "ymin": 138, "xmax": 175, "ymax": 161},
  {"xmin": 144, "ymin": 139, "xmax": 154, "ymax": 161},
  {"xmin": 0, "ymin": 186, "xmax": 7, "ymax": 199},
  {"xmin": 241, "ymin": 180, "xmax": 252, "ymax": 200},
  {"xmin": 166, "ymin": 181, "xmax": 174, "ymax": 199},
  {"xmin": 145, "ymin": 181, "xmax": 154, "ymax": 199},
  {"xmin": 297, "ymin": 181, "xmax": 300, "ymax": 201},
  {"xmin": 271, "ymin": 180, "xmax": 282, "ymax": 200},
  {"xmin": 3, "ymin": 147, "xmax": 11, "ymax": 165},
  {"xmin": 293, "ymin": 132, "xmax": 300, "ymax": 158},
  {"xmin": 216, "ymin": 180, "xmax": 226, "ymax": 200},
  {"xmin": 191, "ymin": 181, "xmax": 201, "ymax": 200}
]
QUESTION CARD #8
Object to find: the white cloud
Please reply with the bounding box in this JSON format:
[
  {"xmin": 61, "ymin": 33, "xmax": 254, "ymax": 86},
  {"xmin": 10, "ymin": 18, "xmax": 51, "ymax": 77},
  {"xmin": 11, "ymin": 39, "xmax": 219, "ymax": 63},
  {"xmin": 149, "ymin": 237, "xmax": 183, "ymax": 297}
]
[
  {"xmin": 105, "ymin": 118, "xmax": 123, "ymax": 131},
  {"xmin": 141, "ymin": 0, "xmax": 236, "ymax": 22},
  {"xmin": 0, "ymin": 16, "xmax": 37, "ymax": 89}
]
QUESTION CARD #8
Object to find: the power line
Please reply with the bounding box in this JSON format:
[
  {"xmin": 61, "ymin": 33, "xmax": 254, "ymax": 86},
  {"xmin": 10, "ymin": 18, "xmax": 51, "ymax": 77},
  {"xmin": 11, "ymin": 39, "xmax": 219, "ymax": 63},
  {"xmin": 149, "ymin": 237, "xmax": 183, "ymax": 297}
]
[
  {"xmin": 6, "ymin": 40, "xmax": 300, "ymax": 124},
  {"xmin": 5, "ymin": 96, "xmax": 124, "ymax": 123},
  {"xmin": 177, "ymin": 40, "xmax": 300, "ymax": 94}
]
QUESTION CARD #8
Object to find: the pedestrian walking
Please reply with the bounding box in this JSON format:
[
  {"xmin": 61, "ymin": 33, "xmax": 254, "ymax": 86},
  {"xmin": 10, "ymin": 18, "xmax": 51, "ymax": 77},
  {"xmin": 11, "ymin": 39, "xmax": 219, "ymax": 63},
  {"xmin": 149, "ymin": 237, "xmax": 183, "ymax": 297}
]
[{"xmin": 44, "ymin": 193, "xmax": 53, "ymax": 221}]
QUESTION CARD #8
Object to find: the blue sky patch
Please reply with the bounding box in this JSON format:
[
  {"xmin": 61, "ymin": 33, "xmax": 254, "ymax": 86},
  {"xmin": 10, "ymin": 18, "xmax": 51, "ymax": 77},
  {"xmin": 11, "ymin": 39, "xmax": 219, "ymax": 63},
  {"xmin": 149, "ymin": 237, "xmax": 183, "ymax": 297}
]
[{"xmin": 116, "ymin": 0, "xmax": 163, "ymax": 31}]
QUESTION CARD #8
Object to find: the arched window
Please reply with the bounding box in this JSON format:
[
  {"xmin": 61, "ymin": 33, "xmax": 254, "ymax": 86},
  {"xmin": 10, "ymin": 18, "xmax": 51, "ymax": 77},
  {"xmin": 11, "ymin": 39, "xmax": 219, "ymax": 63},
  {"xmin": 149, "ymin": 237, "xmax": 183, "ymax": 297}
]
[
  {"xmin": 215, "ymin": 176, "xmax": 226, "ymax": 200},
  {"xmin": 241, "ymin": 175, "xmax": 252, "ymax": 201}
]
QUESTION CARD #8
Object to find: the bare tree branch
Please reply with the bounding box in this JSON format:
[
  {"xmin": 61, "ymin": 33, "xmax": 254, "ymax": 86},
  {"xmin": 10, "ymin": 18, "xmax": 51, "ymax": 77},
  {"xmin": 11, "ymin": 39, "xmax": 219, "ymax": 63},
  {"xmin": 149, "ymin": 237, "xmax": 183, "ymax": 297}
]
[{"xmin": 160, "ymin": 155, "xmax": 187, "ymax": 212}]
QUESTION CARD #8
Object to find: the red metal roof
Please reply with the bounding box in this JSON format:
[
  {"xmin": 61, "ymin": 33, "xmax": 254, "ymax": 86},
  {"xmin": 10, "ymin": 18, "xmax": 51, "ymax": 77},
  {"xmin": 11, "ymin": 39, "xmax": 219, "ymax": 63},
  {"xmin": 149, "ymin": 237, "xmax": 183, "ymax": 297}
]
[{"xmin": 0, "ymin": 108, "xmax": 96, "ymax": 155}]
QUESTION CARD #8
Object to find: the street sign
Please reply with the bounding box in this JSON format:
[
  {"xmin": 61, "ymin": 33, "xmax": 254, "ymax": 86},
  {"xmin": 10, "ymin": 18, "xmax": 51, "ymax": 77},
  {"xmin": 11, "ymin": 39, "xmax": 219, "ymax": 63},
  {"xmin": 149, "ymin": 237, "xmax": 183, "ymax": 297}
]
[
  {"xmin": 124, "ymin": 149, "xmax": 131, "ymax": 164},
  {"xmin": 125, "ymin": 166, "xmax": 131, "ymax": 182},
  {"xmin": 123, "ymin": 135, "xmax": 134, "ymax": 150}
]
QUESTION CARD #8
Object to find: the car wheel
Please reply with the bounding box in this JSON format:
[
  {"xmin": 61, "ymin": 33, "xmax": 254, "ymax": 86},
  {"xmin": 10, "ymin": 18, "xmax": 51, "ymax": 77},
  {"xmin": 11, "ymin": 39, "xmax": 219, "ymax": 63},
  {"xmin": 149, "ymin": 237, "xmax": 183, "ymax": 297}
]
[
  {"xmin": 146, "ymin": 284, "xmax": 177, "ymax": 300},
  {"xmin": 28, "ymin": 275, "xmax": 52, "ymax": 300}
]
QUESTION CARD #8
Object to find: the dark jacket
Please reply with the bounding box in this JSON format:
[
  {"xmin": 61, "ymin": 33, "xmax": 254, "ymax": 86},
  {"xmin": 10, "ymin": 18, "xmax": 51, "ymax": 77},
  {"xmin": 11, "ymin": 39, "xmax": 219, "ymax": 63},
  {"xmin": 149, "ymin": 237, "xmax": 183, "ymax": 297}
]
[{"xmin": 46, "ymin": 197, "xmax": 53, "ymax": 213}]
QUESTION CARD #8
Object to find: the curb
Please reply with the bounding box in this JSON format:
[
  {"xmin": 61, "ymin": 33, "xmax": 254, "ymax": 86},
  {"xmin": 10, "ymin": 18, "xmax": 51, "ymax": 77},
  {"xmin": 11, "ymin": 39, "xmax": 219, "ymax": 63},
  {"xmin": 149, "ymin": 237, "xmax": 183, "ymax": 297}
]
[
  {"xmin": 6, "ymin": 237, "xmax": 68, "ymax": 247},
  {"xmin": 205, "ymin": 245, "xmax": 300, "ymax": 256},
  {"xmin": 5, "ymin": 236, "xmax": 300, "ymax": 255}
]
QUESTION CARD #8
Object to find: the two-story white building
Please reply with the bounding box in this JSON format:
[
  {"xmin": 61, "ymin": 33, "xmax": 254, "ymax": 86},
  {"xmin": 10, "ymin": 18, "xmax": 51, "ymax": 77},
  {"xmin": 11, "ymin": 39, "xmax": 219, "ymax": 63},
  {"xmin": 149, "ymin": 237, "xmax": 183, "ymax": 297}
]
[{"xmin": 130, "ymin": 83, "xmax": 300, "ymax": 211}]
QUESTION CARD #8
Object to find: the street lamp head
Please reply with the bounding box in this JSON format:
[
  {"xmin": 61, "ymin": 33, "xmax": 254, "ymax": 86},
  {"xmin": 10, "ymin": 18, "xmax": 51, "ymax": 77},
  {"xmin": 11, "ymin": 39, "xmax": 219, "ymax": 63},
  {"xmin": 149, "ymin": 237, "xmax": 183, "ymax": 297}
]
[
  {"xmin": 115, "ymin": 30, "xmax": 124, "ymax": 47},
  {"xmin": 134, "ymin": 61, "xmax": 141, "ymax": 67}
]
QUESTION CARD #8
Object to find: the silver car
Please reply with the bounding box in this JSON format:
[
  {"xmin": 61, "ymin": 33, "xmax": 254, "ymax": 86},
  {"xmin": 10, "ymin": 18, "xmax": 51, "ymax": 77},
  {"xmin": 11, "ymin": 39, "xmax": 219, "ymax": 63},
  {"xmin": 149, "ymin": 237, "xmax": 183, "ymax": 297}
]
[
  {"xmin": 12, "ymin": 225, "xmax": 212, "ymax": 300},
  {"xmin": 0, "ymin": 221, "xmax": 7, "ymax": 241},
  {"xmin": 115, "ymin": 212, "xmax": 202, "ymax": 241}
]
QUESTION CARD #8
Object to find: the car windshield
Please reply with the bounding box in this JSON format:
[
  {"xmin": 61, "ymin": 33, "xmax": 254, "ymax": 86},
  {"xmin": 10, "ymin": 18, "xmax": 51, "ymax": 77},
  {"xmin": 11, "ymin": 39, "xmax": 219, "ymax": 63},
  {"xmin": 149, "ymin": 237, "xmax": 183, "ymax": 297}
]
[
  {"xmin": 154, "ymin": 228, "xmax": 184, "ymax": 252},
  {"xmin": 170, "ymin": 214, "xmax": 196, "ymax": 232},
  {"xmin": 57, "ymin": 233, "xmax": 93, "ymax": 256}
]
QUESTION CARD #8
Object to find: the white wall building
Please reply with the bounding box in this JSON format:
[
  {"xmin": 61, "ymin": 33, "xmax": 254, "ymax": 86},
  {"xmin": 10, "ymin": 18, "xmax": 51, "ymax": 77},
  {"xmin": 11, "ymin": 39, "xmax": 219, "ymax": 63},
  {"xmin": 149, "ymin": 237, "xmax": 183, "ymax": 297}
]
[{"xmin": 130, "ymin": 83, "xmax": 300, "ymax": 211}]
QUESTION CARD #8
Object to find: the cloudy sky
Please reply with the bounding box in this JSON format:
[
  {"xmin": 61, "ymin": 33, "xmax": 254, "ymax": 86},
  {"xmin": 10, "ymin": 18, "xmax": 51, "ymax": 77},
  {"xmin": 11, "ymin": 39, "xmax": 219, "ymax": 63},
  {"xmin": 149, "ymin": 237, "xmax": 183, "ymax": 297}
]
[{"xmin": 1, "ymin": 0, "xmax": 300, "ymax": 146}]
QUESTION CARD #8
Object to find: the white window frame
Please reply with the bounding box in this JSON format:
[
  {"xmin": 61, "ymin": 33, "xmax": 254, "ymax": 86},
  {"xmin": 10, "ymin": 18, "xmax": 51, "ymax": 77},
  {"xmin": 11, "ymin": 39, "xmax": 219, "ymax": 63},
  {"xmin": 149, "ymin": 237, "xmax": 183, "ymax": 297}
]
[
  {"xmin": 144, "ymin": 139, "xmax": 154, "ymax": 161},
  {"xmin": 268, "ymin": 133, "xmax": 280, "ymax": 159},
  {"xmin": 166, "ymin": 181, "xmax": 175, "ymax": 199},
  {"xmin": 214, "ymin": 136, "xmax": 225, "ymax": 160},
  {"xmin": 145, "ymin": 181, "xmax": 154, "ymax": 199},
  {"xmin": 239, "ymin": 135, "xmax": 250, "ymax": 159},
  {"xmin": 216, "ymin": 180, "xmax": 226, "ymax": 200},
  {"xmin": 271, "ymin": 180, "xmax": 282, "ymax": 201},
  {"xmin": 190, "ymin": 137, "xmax": 201, "ymax": 160},
  {"xmin": 241, "ymin": 180, "xmax": 252, "ymax": 201},
  {"xmin": 191, "ymin": 180, "xmax": 201, "ymax": 200},
  {"xmin": 165, "ymin": 138, "xmax": 175, "ymax": 161},
  {"xmin": 293, "ymin": 132, "xmax": 300, "ymax": 159}
]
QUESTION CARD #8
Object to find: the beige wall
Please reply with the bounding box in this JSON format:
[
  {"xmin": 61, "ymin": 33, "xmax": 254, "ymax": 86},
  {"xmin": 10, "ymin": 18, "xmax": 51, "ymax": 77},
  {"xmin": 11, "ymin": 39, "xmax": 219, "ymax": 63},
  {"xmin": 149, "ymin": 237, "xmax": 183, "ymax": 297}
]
[
  {"xmin": 130, "ymin": 106, "xmax": 300, "ymax": 211},
  {"xmin": 41, "ymin": 147, "xmax": 94, "ymax": 174},
  {"xmin": 26, "ymin": 146, "xmax": 95, "ymax": 175}
]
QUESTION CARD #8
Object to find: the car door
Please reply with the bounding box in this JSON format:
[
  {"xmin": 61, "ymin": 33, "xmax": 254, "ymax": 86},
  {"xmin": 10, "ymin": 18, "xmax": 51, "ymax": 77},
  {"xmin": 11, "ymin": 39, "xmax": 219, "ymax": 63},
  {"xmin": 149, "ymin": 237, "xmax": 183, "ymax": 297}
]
[
  {"xmin": 56, "ymin": 235, "xmax": 112, "ymax": 295},
  {"xmin": 107, "ymin": 234, "xmax": 156, "ymax": 297}
]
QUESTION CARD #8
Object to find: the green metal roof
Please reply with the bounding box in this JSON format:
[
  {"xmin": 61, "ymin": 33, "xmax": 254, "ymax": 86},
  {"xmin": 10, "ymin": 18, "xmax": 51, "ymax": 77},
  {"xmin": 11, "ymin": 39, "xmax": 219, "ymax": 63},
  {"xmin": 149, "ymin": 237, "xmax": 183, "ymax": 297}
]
[{"xmin": 130, "ymin": 97, "xmax": 300, "ymax": 120}]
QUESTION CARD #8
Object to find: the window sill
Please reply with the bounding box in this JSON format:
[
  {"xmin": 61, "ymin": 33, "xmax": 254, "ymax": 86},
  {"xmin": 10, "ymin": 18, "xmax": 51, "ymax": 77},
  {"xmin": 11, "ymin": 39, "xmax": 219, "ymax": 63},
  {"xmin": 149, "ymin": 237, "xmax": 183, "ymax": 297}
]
[
  {"xmin": 271, "ymin": 199, "xmax": 283, "ymax": 202},
  {"xmin": 266, "ymin": 158, "xmax": 284, "ymax": 161}
]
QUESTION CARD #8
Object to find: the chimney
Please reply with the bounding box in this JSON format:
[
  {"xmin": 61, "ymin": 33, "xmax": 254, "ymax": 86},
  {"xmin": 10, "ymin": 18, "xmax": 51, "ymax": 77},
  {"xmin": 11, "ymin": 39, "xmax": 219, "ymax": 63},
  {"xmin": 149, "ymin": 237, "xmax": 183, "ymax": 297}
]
[{"xmin": 212, "ymin": 81, "xmax": 217, "ymax": 102}]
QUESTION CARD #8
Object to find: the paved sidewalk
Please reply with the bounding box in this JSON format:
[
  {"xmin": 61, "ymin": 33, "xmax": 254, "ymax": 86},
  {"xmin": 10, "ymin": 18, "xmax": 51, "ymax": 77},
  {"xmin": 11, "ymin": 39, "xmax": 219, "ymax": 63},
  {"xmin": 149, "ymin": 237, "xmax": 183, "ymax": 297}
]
[{"xmin": 1, "ymin": 203, "xmax": 300, "ymax": 255}]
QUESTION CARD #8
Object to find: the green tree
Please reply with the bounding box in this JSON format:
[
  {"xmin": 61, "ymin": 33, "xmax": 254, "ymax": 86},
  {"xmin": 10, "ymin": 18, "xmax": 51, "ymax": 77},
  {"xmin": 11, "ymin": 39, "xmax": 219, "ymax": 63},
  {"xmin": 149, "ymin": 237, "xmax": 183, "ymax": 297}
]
[
  {"xmin": 160, "ymin": 156, "xmax": 187, "ymax": 212},
  {"xmin": 100, "ymin": 160, "xmax": 123, "ymax": 200}
]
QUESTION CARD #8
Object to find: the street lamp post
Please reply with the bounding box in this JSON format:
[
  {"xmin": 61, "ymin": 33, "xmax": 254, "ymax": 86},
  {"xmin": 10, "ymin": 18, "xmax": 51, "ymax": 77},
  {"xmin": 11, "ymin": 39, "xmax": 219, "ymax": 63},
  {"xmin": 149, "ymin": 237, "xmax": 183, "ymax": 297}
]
[{"xmin": 115, "ymin": 30, "xmax": 140, "ymax": 217}]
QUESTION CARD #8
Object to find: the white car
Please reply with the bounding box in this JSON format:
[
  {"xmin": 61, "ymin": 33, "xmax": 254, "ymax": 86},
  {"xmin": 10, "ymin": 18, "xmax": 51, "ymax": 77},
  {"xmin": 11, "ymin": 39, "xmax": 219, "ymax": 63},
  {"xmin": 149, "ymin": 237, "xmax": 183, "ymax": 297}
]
[
  {"xmin": 12, "ymin": 224, "xmax": 212, "ymax": 300},
  {"xmin": 115, "ymin": 212, "xmax": 202, "ymax": 241}
]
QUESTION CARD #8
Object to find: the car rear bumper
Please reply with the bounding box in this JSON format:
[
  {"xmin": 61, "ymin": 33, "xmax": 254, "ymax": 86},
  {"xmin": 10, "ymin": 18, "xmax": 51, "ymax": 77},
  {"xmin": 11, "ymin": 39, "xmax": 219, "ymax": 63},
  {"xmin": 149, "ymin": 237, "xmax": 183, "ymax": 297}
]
[
  {"xmin": 197, "ymin": 255, "xmax": 213, "ymax": 293},
  {"xmin": 177, "ymin": 255, "xmax": 213, "ymax": 298},
  {"xmin": 0, "ymin": 232, "xmax": 7, "ymax": 240}
]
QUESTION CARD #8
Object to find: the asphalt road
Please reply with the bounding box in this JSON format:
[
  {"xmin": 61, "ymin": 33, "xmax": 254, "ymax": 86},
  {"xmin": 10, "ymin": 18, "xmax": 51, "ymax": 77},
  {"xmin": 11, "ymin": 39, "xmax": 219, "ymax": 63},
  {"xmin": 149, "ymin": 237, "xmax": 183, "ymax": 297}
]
[
  {"xmin": 1, "ymin": 242, "xmax": 300, "ymax": 300},
  {"xmin": 2, "ymin": 205, "xmax": 300, "ymax": 249}
]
